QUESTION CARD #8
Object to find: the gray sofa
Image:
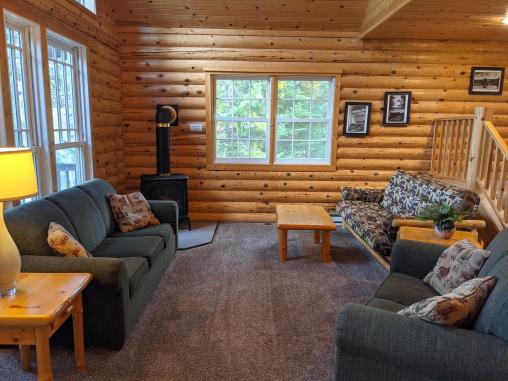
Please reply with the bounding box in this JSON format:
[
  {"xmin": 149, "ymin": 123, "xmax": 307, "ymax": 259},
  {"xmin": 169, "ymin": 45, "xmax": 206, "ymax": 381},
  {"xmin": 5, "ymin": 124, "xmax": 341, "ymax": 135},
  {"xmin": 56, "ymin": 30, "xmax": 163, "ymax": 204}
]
[
  {"xmin": 335, "ymin": 229, "xmax": 508, "ymax": 381},
  {"xmin": 4, "ymin": 179, "xmax": 178, "ymax": 350}
]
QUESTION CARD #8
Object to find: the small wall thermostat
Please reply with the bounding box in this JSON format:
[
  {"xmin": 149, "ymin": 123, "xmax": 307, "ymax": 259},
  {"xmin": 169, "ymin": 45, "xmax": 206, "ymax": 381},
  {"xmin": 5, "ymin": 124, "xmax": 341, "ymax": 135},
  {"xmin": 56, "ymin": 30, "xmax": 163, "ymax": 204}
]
[{"xmin": 190, "ymin": 123, "xmax": 203, "ymax": 132}]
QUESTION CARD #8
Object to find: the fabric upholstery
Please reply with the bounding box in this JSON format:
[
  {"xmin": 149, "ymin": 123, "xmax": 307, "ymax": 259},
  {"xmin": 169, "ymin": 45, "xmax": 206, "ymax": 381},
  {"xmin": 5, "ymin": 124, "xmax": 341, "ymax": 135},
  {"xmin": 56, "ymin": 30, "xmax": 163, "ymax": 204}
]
[
  {"xmin": 92, "ymin": 236, "xmax": 165, "ymax": 267},
  {"xmin": 120, "ymin": 257, "xmax": 150, "ymax": 297},
  {"xmin": 108, "ymin": 192, "xmax": 160, "ymax": 233},
  {"xmin": 46, "ymin": 187, "xmax": 107, "ymax": 252},
  {"xmin": 390, "ymin": 240, "xmax": 445, "ymax": 279},
  {"xmin": 4, "ymin": 199, "xmax": 77, "ymax": 256},
  {"xmin": 424, "ymin": 240, "xmax": 490, "ymax": 294},
  {"xmin": 341, "ymin": 187, "xmax": 385, "ymax": 203},
  {"xmin": 366, "ymin": 297, "xmax": 406, "ymax": 313},
  {"xmin": 398, "ymin": 276, "xmax": 497, "ymax": 327},
  {"xmin": 337, "ymin": 200, "xmax": 392, "ymax": 256},
  {"xmin": 480, "ymin": 227, "xmax": 508, "ymax": 275},
  {"xmin": 77, "ymin": 179, "xmax": 117, "ymax": 235},
  {"xmin": 47, "ymin": 222, "xmax": 91, "ymax": 257},
  {"xmin": 111, "ymin": 223, "xmax": 174, "ymax": 247},
  {"xmin": 373, "ymin": 273, "xmax": 438, "ymax": 307}
]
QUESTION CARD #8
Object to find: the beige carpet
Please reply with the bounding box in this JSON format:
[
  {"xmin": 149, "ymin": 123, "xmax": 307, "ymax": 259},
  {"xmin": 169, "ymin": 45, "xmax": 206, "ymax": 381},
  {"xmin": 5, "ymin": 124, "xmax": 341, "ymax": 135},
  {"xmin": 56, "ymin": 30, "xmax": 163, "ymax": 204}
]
[{"xmin": 0, "ymin": 223, "xmax": 388, "ymax": 381}]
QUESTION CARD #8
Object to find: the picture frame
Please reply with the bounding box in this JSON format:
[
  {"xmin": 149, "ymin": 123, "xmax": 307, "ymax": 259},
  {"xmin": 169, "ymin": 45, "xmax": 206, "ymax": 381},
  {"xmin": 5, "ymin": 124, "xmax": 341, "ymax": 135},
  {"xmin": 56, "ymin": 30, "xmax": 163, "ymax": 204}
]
[
  {"xmin": 469, "ymin": 67, "xmax": 505, "ymax": 95},
  {"xmin": 343, "ymin": 102, "xmax": 372, "ymax": 137},
  {"xmin": 383, "ymin": 91, "xmax": 411, "ymax": 127}
]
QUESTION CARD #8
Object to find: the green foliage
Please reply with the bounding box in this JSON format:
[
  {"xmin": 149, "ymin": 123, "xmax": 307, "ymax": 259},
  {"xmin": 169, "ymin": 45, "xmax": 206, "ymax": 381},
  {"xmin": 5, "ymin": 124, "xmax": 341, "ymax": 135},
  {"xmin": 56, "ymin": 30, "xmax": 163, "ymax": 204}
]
[{"xmin": 417, "ymin": 202, "xmax": 464, "ymax": 231}]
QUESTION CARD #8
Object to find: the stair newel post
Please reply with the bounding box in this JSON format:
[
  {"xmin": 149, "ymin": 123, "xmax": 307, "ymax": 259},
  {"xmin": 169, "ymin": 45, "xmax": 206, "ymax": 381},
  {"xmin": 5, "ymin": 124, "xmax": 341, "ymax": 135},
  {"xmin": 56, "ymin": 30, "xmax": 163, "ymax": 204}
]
[{"xmin": 466, "ymin": 107, "xmax": 491, "ymax": 191}]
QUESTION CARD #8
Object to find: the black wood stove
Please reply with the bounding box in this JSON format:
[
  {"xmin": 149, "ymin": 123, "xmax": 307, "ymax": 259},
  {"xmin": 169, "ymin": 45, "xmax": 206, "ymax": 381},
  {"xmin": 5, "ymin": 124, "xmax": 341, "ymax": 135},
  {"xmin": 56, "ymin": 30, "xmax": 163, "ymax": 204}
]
[{"xmin": 140, "ymin": 105, "xmax": 191, "ymax": 230}]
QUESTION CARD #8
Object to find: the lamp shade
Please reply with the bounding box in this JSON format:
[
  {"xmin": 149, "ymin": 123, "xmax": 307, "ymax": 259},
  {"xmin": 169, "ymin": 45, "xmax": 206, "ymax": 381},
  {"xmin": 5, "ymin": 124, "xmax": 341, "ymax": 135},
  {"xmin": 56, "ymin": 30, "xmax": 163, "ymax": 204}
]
[{"xmin": 0, "ymin": 148, "xmax": 38, "ymax": 201}]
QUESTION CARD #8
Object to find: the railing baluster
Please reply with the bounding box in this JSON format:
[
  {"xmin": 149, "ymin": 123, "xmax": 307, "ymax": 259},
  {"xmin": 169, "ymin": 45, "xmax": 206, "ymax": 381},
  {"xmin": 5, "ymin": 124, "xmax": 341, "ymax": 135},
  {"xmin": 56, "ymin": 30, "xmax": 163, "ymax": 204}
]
[
  {"xmin": 496, "ymin": 157, "xmax": 507, "ymax": 211},
  {"xmin": 490, "ymin": 147, "xmax": 500, "ymax": 201}
]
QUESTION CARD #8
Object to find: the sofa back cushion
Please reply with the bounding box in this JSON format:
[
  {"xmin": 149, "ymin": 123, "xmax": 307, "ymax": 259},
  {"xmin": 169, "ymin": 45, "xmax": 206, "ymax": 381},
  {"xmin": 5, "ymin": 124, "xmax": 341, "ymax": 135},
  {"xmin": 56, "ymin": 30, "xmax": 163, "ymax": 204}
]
[
  {"xmin": 380, "ymin": 170, "xmax": 480, "ymax": 217},
  {"xmin": 46, "ymin": 188, "xmax": 107, "ymax": 252},
  {"xmin": 479, "ymin": 228, "xmax": 508, "ymax": 276},
  {"xmin": 77, "ymin": 179, "xmax": 117, "ymax": 235},
  {"xmin": 4, "ymin": 199, "xmax": 77, "ymax": 256}
]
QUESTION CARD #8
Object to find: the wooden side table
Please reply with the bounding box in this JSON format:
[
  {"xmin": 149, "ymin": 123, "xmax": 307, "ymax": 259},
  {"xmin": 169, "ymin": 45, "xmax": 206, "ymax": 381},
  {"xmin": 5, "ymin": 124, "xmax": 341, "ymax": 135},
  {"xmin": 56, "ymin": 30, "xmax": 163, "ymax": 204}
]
[
  {"xmin": 397, "ymin": 226, "xmax": 483, "ymax": 248},
  {"xmin": 0, "ymin": 273, "xmax": 93, "ymax": 381}
]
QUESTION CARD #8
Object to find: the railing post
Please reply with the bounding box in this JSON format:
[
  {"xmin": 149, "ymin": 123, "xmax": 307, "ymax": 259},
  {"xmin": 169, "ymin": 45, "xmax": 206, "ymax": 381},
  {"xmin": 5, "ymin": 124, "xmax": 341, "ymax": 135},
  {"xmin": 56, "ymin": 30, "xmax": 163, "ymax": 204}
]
[{"xmin": 466, "ymin": 107, "xmax": 486, "ymax": 191}]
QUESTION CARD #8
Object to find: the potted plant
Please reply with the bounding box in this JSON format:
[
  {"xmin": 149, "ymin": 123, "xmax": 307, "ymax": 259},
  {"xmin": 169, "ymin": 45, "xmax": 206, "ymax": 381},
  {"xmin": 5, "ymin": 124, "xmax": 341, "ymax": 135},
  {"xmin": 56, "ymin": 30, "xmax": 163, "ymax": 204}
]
[{"xmin": 417, "ymin": 202, "xmax": 464, "ymax": 239}]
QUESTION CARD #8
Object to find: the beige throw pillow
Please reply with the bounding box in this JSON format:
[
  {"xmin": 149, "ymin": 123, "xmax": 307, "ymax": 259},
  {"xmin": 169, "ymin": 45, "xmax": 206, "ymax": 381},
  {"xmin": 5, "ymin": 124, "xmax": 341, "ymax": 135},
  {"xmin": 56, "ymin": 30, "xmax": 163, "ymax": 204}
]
[
  {"xmin": 424, "ymin": 239, "xmax": 490, "ymax": 294},
  {"xmin": 398, "ymin": 276, "xmax": 497, "ymax": 327},
  {"xmin": 107, "ymin": 192, "xmax": 160, "ymax": 233},
  {"xmin": 47, "ymin": 222, "xmax": 91, "ymax": 257}
]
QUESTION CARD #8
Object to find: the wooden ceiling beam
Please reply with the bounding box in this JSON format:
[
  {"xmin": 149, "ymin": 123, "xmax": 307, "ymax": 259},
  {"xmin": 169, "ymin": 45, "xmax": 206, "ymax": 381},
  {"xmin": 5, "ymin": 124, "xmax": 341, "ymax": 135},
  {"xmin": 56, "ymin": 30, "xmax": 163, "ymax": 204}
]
[{"xmin": 359, "ymin": 0, "xmax": 414, "ymax": 39}]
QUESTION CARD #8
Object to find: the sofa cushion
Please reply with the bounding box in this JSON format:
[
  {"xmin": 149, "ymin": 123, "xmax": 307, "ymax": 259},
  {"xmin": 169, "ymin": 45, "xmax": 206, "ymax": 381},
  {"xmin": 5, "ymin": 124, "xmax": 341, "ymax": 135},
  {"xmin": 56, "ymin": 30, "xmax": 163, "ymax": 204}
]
[
  {"xmin": 5, "ymin": 199, "xmax": 77, "ymax": 256},
  {"xmin": 46, "ymin": 188, "xmax": 107, "ymax": 252},
  {"xmin": 92, "ymin": 236, "xmax": 165, "ymax": 267},
  {"xmin": 480, "ymin": 228, "xmax": 508, "ymax": 276},
  {"xmin": 367, "ymin": 297, "xmax": 406, "ymax": 313},
  {"xmin": 77, "ymin": 179, "xmax": 117, "ymax": 235},
  {"xmin": 374, "ymin": 273, "xmax": 439, "ymax": 306},
  {"xmin": 47, "ymin": 222, "xmax": 91, "ymax": 258},
  {"xmin": 341, "ymin": 187, "xmax": 385, "ymax": 203},
  {"xmin": 110, "ymin": 223, "xmax": 175, "ymax": 247},
  {"xmin": 381, "ymin": 170, "xmax": 480, "ymax": 218},
  {"xmin": 120, "ymin": 257, "xmax": 149, "ymax": 297},
  {"xmin": 337, "ymin": 200, "xmax": 392, "ymax": 256},
  {"xmin": 107, "ymin": 192, "xmax": 160, "ymax": 233},
  {"xmin": 474, "ymin": 256, "xmax": 508, "ymax": 342}
]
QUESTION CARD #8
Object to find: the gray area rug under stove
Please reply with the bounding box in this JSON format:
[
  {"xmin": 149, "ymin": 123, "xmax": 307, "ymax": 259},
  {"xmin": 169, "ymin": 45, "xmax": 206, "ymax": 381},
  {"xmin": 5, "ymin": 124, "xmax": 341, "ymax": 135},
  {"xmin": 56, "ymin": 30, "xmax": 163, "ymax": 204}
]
[
  {"xmin": 0, "ymin": 223, "xmax": 388, "ymax": 381},
  {"xmin": 178, "ymin": 221, "xmax": 218, "ymax": 250}
]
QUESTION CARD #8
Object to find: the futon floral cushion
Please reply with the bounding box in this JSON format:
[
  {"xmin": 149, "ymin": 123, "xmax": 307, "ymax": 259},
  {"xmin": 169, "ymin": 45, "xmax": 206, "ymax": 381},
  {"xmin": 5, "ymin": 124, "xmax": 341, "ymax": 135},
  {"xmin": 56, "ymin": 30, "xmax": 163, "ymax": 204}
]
[
  {"xmin": 47, "ymin": 222, "xmax": 92, "ymax": 257},
  {"xmin": 341, "ymin": 187, "xmax": 385, "ymax": 203},
  {"xmin": 398, "ymin": 276, "xmax": 497, "ymax": 327},
  {"xmin": 337, "ymin": 201, "xmax": 392, "ymax": 256},
  {"xmin": 424, "ymin": 240, "xmax": 491, "ymax": 295},
  {"xmin": 107, "ymin": 192, "xmax": 160, "ymax": 233},
  {"xmin": 381, "ymin": 170, "xmax": 480, "ymax": 218}
]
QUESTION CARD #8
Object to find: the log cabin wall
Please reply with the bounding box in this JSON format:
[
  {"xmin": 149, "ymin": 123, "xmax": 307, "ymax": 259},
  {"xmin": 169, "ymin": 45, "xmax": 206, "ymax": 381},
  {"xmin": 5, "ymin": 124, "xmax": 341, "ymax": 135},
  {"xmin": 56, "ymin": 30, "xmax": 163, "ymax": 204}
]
[
  {"xmin": 118, "ymin": 27, "xmax": 508, "ymax": 222},
  {"xmin": 0, "ymin": 0, "xmax": 125, "ymax": 191}
]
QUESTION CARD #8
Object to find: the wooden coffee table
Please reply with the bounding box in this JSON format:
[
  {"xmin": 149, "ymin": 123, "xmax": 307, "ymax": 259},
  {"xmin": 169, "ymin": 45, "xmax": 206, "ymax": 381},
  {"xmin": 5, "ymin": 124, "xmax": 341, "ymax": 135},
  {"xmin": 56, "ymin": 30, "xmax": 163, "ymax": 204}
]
[
  {"xmin": 276, "ymin": 205, "xmax": 336, "ymax": 262},
  {"xmin": 398, "ymin": 226, "xmax": 483, "ymax": 248},
  {"xmin": 0, "ymin": 273, "xmax": 93, "ymax": 381}
]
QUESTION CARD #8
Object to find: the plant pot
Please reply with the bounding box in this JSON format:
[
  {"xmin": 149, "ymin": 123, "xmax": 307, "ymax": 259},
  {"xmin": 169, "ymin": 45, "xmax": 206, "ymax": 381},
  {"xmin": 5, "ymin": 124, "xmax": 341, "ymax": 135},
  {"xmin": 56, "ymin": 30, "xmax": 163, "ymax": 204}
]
[{"xmin": 435, "ymin": 226, "xmax": 455, "ymax": 239}]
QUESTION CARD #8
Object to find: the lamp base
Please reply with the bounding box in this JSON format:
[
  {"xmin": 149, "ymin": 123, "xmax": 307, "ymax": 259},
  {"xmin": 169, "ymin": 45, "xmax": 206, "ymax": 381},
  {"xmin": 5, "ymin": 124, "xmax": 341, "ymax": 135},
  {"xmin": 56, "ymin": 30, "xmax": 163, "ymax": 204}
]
[{"xmin": 0, "ymin": 287, "xmax": 16, "ymax": 298}]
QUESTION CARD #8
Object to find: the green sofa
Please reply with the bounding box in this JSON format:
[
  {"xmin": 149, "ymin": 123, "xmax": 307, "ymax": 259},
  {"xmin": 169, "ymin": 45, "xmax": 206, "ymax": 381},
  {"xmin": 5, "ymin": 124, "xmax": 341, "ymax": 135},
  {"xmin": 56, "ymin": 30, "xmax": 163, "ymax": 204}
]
[
  {"xmin": 4, "ymin": 179, "xmax": 178, "ymax": 350},
  {"xmin": 334, "ymin": 229, "xmax": 508, "ymax": 380}
]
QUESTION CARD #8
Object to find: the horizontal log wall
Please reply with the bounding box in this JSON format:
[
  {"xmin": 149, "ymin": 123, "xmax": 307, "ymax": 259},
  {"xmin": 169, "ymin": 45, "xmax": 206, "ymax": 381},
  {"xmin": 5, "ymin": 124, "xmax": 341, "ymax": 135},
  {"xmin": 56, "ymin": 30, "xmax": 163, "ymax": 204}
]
[
  {"xmin": 118, "ymin": 27, "xmax": 508, "ymax": 221},
  {"xmin": 1, "ymin": 0, "xmax": 125, "ymax": 191}
]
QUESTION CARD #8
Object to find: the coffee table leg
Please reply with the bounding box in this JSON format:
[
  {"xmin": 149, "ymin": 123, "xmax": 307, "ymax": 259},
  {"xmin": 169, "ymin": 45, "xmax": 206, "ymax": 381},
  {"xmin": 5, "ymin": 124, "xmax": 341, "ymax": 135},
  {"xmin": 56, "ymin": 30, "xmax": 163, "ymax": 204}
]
[
  {"xmin": 19, "ymin": 345, "xmax": 31, "ymax": 371},
  {"xmin": 35, "ymin": 326, "xmax": 52, "ymax": 381},
  {"xmin": 72, "ymin": 294, "xmax": 86, "ymax": 371},
  {"xmin": 313, "ymin": 230, "xmax": 321, "ymax": 244},
  {"xmin": 322, "ymin": 231, "xmax": 332, "ymax": 262},
  {"xmin": 278, "ymin": 229, "xmax": 288, "ymax": 262}
]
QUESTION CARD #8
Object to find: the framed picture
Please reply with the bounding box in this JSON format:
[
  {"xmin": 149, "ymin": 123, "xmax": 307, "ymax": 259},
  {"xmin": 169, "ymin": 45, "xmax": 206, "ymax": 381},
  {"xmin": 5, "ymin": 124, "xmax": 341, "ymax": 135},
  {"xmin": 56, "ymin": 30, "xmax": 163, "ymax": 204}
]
[
  {"xmin": 383, "ymin": 92, "xmax": 411, "ymax": 126},
  {"xmin": 469, "ymin": 67, "xmax": 505, "ymax": 95},
  {"xmin": 343, "ymin": 102, "xmax": 372, "ymax": 137}
]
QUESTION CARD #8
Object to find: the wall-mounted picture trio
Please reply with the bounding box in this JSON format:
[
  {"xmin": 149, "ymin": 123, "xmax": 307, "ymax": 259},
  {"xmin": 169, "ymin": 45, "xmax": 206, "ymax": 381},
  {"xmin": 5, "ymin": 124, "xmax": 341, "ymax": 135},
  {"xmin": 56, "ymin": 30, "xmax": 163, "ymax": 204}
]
[{"xmin": 343, "ymin": 66, "xmax": 505, "ymax": 137}]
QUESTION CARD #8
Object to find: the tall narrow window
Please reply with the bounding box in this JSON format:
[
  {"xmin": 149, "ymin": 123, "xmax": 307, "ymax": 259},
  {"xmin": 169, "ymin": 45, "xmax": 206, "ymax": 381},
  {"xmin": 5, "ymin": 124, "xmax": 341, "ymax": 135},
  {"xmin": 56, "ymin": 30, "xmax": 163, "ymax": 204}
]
[{"xmin": 47, "ymin": 38, "xmax": 87, "ymax": 191}]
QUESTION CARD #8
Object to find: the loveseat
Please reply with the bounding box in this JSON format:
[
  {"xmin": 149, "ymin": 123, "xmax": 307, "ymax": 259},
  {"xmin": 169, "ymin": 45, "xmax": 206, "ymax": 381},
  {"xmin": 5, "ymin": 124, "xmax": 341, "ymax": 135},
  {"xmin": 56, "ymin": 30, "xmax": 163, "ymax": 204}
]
[
  {"xmin": 4, "ymin": 179, "xmax": 178, "ymax": 350},
  {"xmin": 334, "ymin": 229, "xmax": 508, "ymax": 380},
  {"xmin": 336, "ymin": 170, "xmax": 480, "ymax": 258}
]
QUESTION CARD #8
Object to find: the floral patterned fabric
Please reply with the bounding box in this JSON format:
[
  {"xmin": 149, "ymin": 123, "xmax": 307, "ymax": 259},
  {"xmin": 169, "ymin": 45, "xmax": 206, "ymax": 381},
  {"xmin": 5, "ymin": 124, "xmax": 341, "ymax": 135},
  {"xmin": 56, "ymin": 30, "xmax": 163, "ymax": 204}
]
[
  {"xmin": 341, "ymin": 187, "xmax": 385, "ymax": 203},
  {"xmin": 107, "ymin": 192, "xmax": 160, "ymax": 233},
  {"xmin": 424, "ymin": 239, "xmax": 491, "ymax": 295},
  {"xmin": 337, "ymin": 201, "xmax": 393, "ymax": 256},
  {"xmin": 398, "ymin": 276, "xmax": 497, "ymax": 327},
  {"xmin": 381, "ymin": 170, "xmax": 480, "ymax": 218},
  {"xmin": 47, "ymin": 222, "xmax": 92, "ymax": 257}
]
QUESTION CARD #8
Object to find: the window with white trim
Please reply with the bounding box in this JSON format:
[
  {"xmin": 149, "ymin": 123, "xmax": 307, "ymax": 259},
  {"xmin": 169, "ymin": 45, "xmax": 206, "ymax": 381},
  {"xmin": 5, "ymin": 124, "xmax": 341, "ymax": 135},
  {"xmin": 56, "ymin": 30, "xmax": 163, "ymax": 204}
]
[
  {"xmin": 74, "ymin": 0, "xmax": 96, "ymax": 14},
  {"xmin": 211, "ymin": 75, "xmax": 335, "ymax": 167}
]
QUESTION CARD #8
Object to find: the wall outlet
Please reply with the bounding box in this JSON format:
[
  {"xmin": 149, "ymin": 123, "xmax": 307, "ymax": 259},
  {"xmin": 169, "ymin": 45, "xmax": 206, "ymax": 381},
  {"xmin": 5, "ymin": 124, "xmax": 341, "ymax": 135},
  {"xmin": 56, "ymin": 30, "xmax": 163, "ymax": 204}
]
[{"xmin": 190, "ymin": 123, "xmax": 203, "ymax": 132}]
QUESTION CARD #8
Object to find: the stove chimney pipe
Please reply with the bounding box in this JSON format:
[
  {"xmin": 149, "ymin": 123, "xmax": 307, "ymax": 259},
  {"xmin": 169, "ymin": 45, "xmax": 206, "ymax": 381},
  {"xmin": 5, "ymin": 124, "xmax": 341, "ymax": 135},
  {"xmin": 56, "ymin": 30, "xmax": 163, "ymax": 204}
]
[{"xmin": 155, "ymin": 105, "xmax": 178, "ymax": 176}]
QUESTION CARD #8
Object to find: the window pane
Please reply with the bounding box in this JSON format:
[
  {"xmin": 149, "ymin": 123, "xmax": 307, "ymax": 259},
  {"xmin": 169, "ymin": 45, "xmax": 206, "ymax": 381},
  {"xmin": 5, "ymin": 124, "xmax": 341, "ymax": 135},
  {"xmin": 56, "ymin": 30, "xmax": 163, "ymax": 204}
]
[
  {"xmin": 56, "ymin": 147, "xmax": 83, "ymax": 191},
  {"xmin": 275, "ymin": 78, "xmax": 332, "ymax": 163},
  {"xmin": 214, "ymin": 77, "xmax": 269, "ymax": 162}
]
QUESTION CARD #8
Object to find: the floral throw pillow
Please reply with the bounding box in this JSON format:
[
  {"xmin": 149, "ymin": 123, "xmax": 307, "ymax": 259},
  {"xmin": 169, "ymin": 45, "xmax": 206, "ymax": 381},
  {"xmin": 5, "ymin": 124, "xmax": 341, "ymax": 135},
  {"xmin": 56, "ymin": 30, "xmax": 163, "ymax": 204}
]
[
  {"xmin": 107, "ymin": 192, "xmax": 160, "ymax": 233},
  {"xmin": 398, "ymin": 276, "xmax": 497, "ymax": 327},
  {"xmin": 47, "ymin": 222, "xmax": 91, "ymax": 257},
  {"xmin": 424, "ymin": 239, "xmax": 490, "ymax": 294}
]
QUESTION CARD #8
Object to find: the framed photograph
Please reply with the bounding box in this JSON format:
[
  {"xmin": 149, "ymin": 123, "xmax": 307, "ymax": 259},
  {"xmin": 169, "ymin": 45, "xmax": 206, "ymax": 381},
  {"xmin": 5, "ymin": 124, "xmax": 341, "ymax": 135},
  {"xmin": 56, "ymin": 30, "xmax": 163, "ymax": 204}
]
[
  {"xmin": 383, "ymin": 92, "xmax": 411, "ymax": 126},
  {"xmin": 343, "ymin": 102, "xmax": 372, "ymax": 137},
  {"xmin": 469, "ymin": 67, "xmax": 505, "ymax": 95}
]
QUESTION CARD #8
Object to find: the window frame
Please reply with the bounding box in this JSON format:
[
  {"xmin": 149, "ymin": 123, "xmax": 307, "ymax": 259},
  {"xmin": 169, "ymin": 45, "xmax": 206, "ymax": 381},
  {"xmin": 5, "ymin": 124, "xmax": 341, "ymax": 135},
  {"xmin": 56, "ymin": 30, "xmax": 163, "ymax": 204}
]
[
  {"xmin": 206, "ymin": 72, "xmax": 340, "ymax": 171},
  {"xmin": 74, "ymin": 0, "xmax": 96, "ymax": 15}
]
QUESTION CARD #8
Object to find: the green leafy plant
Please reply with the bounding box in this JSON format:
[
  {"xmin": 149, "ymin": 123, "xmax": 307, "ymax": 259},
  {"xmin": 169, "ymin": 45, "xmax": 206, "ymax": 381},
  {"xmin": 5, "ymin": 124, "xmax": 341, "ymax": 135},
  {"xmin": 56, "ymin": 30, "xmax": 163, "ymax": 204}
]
[{"xmin": 417, "ymin": 202, "xmax": 464, "ymax": 231}]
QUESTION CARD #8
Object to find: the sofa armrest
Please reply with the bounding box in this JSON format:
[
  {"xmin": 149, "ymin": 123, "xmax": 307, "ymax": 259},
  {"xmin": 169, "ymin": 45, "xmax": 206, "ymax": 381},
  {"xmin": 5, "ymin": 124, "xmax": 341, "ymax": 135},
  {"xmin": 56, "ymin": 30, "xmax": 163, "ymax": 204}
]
[
  {"xmin": 335, "ymin": 304, "xmax": 508, "ymax": 380},
  {"xmin": 390, "ymin": 240, "xmax": 444, "ymax": 278},
  {"xmin": 21, "ymin": 255, "xmax": 128, "ymax": 291},
  {"xmin": 148, "ymin": 200, "xmax": 179, "ymax": 248},
  {"xmin": 392, "ymin": 218, "xmax": 487, "ymax": 230},
  {"xmin": 341, "ymin": 187, "xmax": 385, "ymax": 203}
]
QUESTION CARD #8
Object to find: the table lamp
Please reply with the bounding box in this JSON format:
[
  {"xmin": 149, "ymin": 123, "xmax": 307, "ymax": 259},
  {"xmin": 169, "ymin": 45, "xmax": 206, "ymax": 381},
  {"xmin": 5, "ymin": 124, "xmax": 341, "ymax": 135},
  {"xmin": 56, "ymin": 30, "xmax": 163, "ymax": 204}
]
[{"xmin": 0, "ymin": 148, "xmax": 38, "ymax": 297}]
